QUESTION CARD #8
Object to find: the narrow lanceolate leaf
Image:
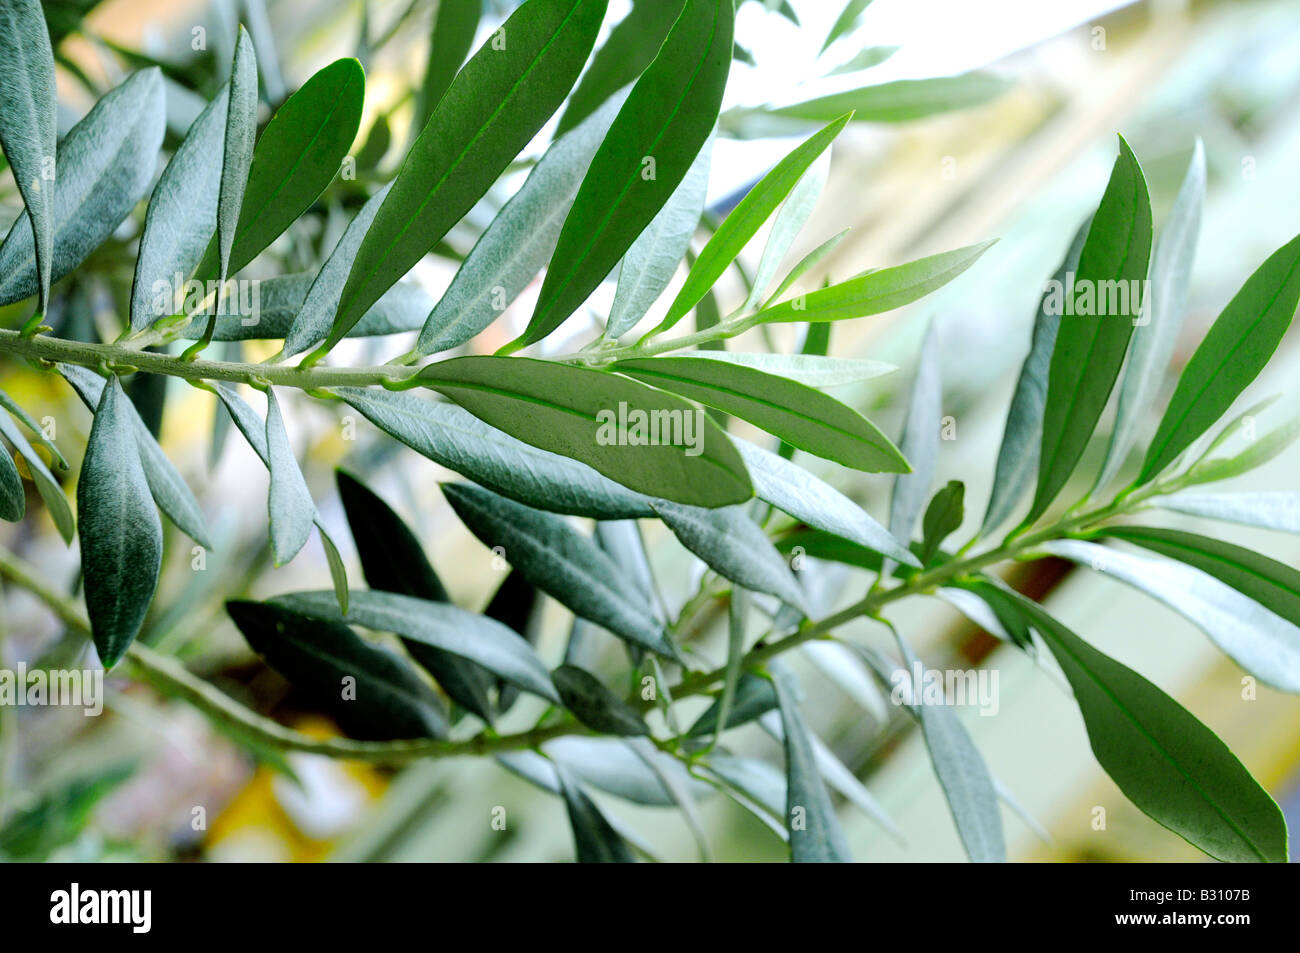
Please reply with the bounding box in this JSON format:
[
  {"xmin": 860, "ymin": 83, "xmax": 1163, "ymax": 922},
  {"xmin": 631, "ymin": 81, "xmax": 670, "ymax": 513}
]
[
  {"xmin": 828, "ymin": 45, "xmax": 898, "ymax": 76},
  {"xmin": 1183, "ymin": 411, "xmax": 1300, "ymax": 488},
  {"xmin": 60, "ymin": 365, "xmax": 211, "ymax": 548},
  {"xmin": 651, "ymin": 113, "xmax": 849, "ymax": 338},
  {"xmin": 653, "ymin": 500, "xmax": 809, "ymax": 613},
  {"xmin": 506, "ymin": 0, "xmax": 734, "ymax": 352},
  {"xmin": 1139, "ymin": 231, "xmax": 1300, "ymax": 483},
  {"xmin": 615, "ymin": 357, "xmax": 907, "ymax": 472},
  {"xmin": 226, "ymin": 600, "xmax": 449, "ymax": 740},
  {"xmin": 337, "ymin": 470, "xmax": 495, "ymax": 722},
  {"xmin": 919, "ymin": 479, "xmax": 964, "ymax": 565},
  {"xmin": 553, "ymin": 0, "xmax": 683, "ymax": 136},
  {"xmin": 335, "ymin": 387, "xmax": 654, "ymax": 519},
  {"xmin": 200, "ymin": 57, "xmax": 366, "ymax": 280},
  {"xmin": 130, "ymin": 88, "xmax": 230, "ymax": 330},
  {"xmin": 443, "ymin": 482, "xmax": 676, "ymax": 657},
  {"xmin": 743, "ymin": 151, "xmax": 830, "ymax": 311},
  {"xmin": 764, "ymin": 228, "xmax": 849, "ymax": 310},
  {"xmin": 0, "ymin": 0, "xmax": 57, "ymax": 313},
  {"xmin": 771, "ymin": 667, "xmax": 851, "ymax": 862},
  {"xmin": 690, "ymin": 352, "xmax": 893, "ymax": 388},
  {"xmin": 750, "ymin": 241, "xmax": 994, "ymax": 325},
  {"xmin": 0, "ymin": 444, "xmax": 23, "ymax": 521},
  {"xmin": 821, "ymin": 0, "xmax": 874, "ymax": 53},
  {"xmin": 554, "ymin": 761, "xmax": 636, "ymax": 863},
  {"xmin": 1091, "ymin": 526, "xmax": 1300, "ymax": 683},
  {"xmin": 1097, "ymin": 140, "xmax": 1205, "ymax": 491},
  {"xmin": 688, "ymin": 672, "xmax": 778, "ymax": 737},
  {"xmin": 264, "ymin": 389, "xmax": 314, "ymax": 567},
  {"xmin": 606, "ymin": 132, "xmax": 714, "ymax": 339},
  {"xmin": 0, "ymin": 69, "xmax": 166, "ymax": 306},
  {"xmin": 733, "ymin": 439, "xmax": 916, "ymax": 565},
  {"xmin": 413, "ymin": 91, "xmax": 629, "ymax": 357},
  {"xmin": 211, "ymin": 383, "xmax": 347, "ymax": 610},
  {"xmin": 272, "ymin": 589, "xmax": 559, "ymax": 705},
  {"xmin": 764, "ymin": 73, "xmax": 1010, "ymax": 123},
  {"xmin": 0, "ymin": 390, "xmax": 66, "ymax": 470},
  {"xmin": 1030, "ymin": 136, "xmax": 1152, "ymax": 523},
  {"xmin": 0, "ymin": 405, "xmax": 73, "ymax": 542},
  {"xmin": 282, "ymin": 183, "xmax": 392, "ymax": 357},
  {"xmin": 544, "ymin": 736, "xmax": 710, "ymax": 805},
  {"xmin": 414, "ymin": 0, "xmax": 482, "ymax": 132},
  {"xmin": 323, "ymin": 0, "xmax": 608, "ymax": 356},
  {"xmin": 77, "ymin": 379, "xmax": 162, "ymax": 667},
  {"xmin": 890, "ymin": 631, "xmax": 1004, "ymax": 861},
  {"xmin": 1154, "ymin": 491, "xmax": 1300, "ymax": 535},
  {"xmin": 413, "ymin": 356, "xmax": 752, "ymax": 507},
  {"xmin": 889, "ymin": 322, "xmax": 941, "ymax": 554},
  {"xmin": 216, "ymin": 28, "xmax": 258, "ymax": 283},
  {"xmin": 552, "ymin": 664, "xmax": 650, "ymax": 736},
  {"xmin": 1005, "ymin": 590, "xmax": 1288, "ymax": 862},
  {"xmin": 982, "ymin": 217, "xmax": 1090, "ymax": 533}
]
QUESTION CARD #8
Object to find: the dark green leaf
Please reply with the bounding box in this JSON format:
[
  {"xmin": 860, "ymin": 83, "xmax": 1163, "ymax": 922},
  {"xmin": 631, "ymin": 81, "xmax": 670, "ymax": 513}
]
[
  {"xmin": 414, "ymin": 0, "xmax": 482, "ymax": 133},
  {"xmin": 552, "ymin": 664, "xmax": 650, "ymax": 736},
  {"xmin": 226, "ymin": 600, "xmax": 449, "ymax": 740},
  {"xmin": 686, "ymin": 671, "xmax": 777, "ymax": 737},
  {"xmin": 0, "ymin": 441, "xmax": 23, "ymax": 521},
  {"xmin": 412, "ymin": 356, "xmax": 752, "ymax": 507},
  {"xmin": 772, "ymin": 666, "xmax": 851, "ymax": 862},
  {"xmin": 321, "ymin": 0, "xmax": 607, "ymax": 356},
  {"xmin": 0, "ymin": 401, "xmax": 73, "ymax": 542},
  {"xmin": 554, "ymin": 761, "xmax": 636, "ymax": 862},
  {"xmin": 615, "ymin": 356, "xmax": 906, "ymax": 472},
  {"xmin": 919, "ymin": 480, "xmax": 964, "ymax": 565},
  {"xmin": 1005, "ymin": 591, "xmax": 1288, "ymax": 862},
  {"xmin": 77, "ymin": 378, "xmax": 162, "ymax": 667},
  {"xmin": 1139, "ymin": 231, "xmax": 1300, "ymax": 483},
  {"xmin": 505, "ymin": 0, "xmax": 734, "ymax": 351},
  {"xmin": 1030, "ymin": 136, "xmax": 1152, "ymax": 522}
]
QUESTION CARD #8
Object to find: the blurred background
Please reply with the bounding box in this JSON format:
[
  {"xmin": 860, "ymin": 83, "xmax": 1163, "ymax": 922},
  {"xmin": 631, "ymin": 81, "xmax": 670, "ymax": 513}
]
[{"xmin": 2, "ymin": 0, "xmax": 1300, "ymax": 861}]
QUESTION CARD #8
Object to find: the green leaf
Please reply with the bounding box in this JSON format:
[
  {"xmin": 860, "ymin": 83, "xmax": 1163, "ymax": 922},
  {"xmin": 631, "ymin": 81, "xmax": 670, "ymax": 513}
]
[
  {"xmin": 0, "ymin": 402, "xmax": 73, "ymax": 542},
  {"xmin": 337, "ymin": 469, "xmax": 495, "ymax": 722},
  {"xmin": 215, "ymin": 27, "xmax": 258, "ymax": 283},
  {"xmin": 828, "ymin": 45, "xmax": 899, "ymax": 76},
  {"xmin": 0, "ymin": 0, "xmax": 58, "ymax": 313},
  {"xmin": 653, "ymin": 500, "xmax": 808, "ymax": 612},
  {"xmin": 1029, "ymin": 136, "xmax": 1152, "ymax": 523},
  {"xmin": 335, "ymin": 386, "xmax": 654, "ymax": 519},
  {"xmin": 0, "ymin": 441, "xmax": 24, "ymax": 521},
  {"xmin": 505, "ymin": 0, "xmax": 734, "ymax": 352},
  {"xmin": 226, "ymin": 600, "xmax": 449, "ymax": 740},
  {"xmin": 486, "ymin": 570, "xmax": 545, "ymax": 714},
  {"xmin": 321, "ymin": 0, "xmax": 607, "ymax": 356},
  {"xmin": 0, "ymin": 389, "xmax": 66, "ymax": 470},
  {"xmin": 771, "ymin": 666, "xmax": 851, "ymax": 862},
  {"xmin": 888, "ymin": 321, "xmax": 941, "ymax": 552},
  {"xmin": 552, "ymin": 664, "xmax": 650, "ymax": 736},
  {"xmin": 649, "ymin": 114, "xmax": 849, "ymax": 338},
  {"xmin": 687, "ymin": 351, "xmax": 894, "ymax": 388},
  {"xmin": 733, "ymin": 438, "xmax": 916, "ymax": 565},
  {"xmin": 623, "ymin": 735, "xmax": 711, "ymax": 859},
  {"xmin": 553, "ymin": 0, "xmax": 683, "ymax": 136},
  {"xmin": 553, "ymin": 760, "xmax": 636, "ymax": 862},
  {"xmin": 414, "ymin": 0, "xmax": 482, "ymax": 133},
  {"xmin": 1139, "ymin": 231, "xmax": 1300, "ymax": 483},
  {"xmin": 1182, "ymin": 411, "xmax": 1300, "ymax": 487},
  {"xmin": 412, "ymin": 356, "xmax": 752, "ymax": 507},
  {"xmin": 919, "ymin": 479, "xmax": 964, "ymax": 565},
  {"xmin": 742, "ymin": 151, "xmax": 829, "ymax": 311},
  {"xmin": 700, "ymin": 753, "xmax": 788, "ymax": 839},
  {"xmin": 1005, "ymin": 589, "xmax": 1288, "ymax": 862},
  {"xmin": 443, "ymin": 482, "xmax": 676, "ymax": 657},
  {"xmin": 202, "ymin": 56, "xmax": 366, "ymax": 280},
  {"xmin": 614, "ymin": 356, "xmax": 907, "ymax": 472},
  {"xmin": 713, "ymin": 585, "xmax": 750, "ymax": 740},
  {"xmin": 821, "ymin": 0, "xmax": 874, "ymax": 53},
  {"xmin": 982, "ymin": 216, "xmax": 1090, "ymax": 533},
  {"xmin": 60, "ymin": 365, "xmax": 211, "ymax": 549},
  {"xmin": 606, "ymin": 131, "xmax": 714, "ymax": 338},
  {"xmin": 545, "ymin": 736, "xmax": 708, "ymax": 805},
  {"xmin": 77, "ymin": 378, "xmax": 162, "ymax": 667},
  {"xmin": 1097, "ymin": 140, "xmax": 1204, "ymax": 491},
  {"xmin": 129, "ymin": 87, "xmax": 230, "ymax": 330},
  {"xmin": 763, "ymin": 72, "xmax": 1010, "ymax": 123},
  {"xmin": 749, "ymin": 241, "xmax": 994, "ymax": 325},
  {"xmin": 763, "ymin": 228, "xmax": 849, "ymax": 310},
  {"xmin": 1154, "ymin": 491, "xmax": 1300, "ymax": 535},
  {"xmin": 0, "ymin": 69, "xmax": 166, "ymax": 306},
  {"xmin": 264, "ymin": 388, "xmax": 314, "ymax": 567},
  {"xmin": 943, "ymin": 577, "xmax": 1034, "ymax": 650},
  {"xmin": 413, "ymin": 90, "xmax": 629, "ymax": 357},
  {"xmin": 271, "ymin": 589, "xmax": 560, "ymax": 705},
  {"xmin": 687, "ymin": 671, "xmax": 777, "ymax": 737}
]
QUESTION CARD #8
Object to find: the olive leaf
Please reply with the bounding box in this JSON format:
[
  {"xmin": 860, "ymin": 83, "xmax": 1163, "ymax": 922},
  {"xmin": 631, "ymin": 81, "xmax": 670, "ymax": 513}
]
[{"xmin": 551, "ymin": 664, "xmax": 650, "ymax": 736}]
